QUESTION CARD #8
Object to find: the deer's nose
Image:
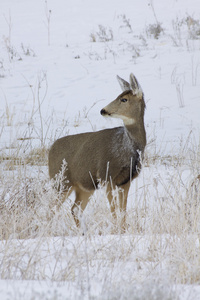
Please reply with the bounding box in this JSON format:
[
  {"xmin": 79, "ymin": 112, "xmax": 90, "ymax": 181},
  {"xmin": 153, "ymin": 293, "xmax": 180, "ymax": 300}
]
[{"xmin": 100, "ymin": 108, "xmax": 106, "ymax": 116}]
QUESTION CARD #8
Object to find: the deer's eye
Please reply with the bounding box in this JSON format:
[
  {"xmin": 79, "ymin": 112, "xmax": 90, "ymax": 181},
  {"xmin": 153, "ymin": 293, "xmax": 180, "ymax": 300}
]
[{"xmin": 121, "ymin": 98, "xmax": 127, "ymax": 103}]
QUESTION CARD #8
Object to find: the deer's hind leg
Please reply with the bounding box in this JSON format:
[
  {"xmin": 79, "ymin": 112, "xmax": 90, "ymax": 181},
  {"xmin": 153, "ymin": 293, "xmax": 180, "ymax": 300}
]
[{"xmin": 71, "ymin": 187, "xmax": 93, "ymax": 228}]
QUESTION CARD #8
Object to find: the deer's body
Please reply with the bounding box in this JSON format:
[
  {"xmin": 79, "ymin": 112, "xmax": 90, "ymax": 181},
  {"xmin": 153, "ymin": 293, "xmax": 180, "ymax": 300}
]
[{"xmin": 48, "ymin": 73, "xmax": 146, "ymax": 231}]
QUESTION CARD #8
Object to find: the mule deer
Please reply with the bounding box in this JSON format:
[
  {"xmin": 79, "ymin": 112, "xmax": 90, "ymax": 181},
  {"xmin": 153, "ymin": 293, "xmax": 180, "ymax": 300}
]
[{"xmin": 48, "ymin": 73, "xmax": 146, "ymax": 232}]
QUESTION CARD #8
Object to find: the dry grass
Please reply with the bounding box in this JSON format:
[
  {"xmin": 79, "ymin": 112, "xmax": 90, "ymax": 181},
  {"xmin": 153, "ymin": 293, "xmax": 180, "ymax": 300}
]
[{"xmin": 0, "ymin": 130, "xmax": 199, "ymax": 294}]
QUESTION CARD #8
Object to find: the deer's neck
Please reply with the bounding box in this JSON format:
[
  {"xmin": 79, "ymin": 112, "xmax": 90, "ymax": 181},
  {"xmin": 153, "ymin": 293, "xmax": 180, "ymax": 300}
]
[{"xmin": 124, "ymin": 120, "xmax": 146, "ymax": 151}]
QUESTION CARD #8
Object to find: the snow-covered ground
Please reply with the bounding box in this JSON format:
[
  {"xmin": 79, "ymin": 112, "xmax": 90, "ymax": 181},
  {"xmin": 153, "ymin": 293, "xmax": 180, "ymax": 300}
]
[{"xmin": 0, "ymin": 0, "xmax": 200, "ymax": 299}]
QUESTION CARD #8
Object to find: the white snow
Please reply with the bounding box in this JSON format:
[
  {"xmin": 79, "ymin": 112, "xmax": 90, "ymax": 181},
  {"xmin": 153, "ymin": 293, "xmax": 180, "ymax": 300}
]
[{"xmin": 0, "ymin": 0, "xmax": 200, "ymax": 299}]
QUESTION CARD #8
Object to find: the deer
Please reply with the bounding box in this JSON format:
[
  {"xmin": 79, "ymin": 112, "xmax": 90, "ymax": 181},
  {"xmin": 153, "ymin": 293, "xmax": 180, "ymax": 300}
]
[{"xmin": 48, "ymin": 73, "xmax": 146, "ymax": 232}]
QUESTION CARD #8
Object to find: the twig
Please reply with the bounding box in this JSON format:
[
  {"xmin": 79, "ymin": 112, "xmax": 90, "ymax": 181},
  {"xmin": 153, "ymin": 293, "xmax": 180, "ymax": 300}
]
[{"xmin": 45, "ymin": 0, "xmax": 52, "ymax": 46}]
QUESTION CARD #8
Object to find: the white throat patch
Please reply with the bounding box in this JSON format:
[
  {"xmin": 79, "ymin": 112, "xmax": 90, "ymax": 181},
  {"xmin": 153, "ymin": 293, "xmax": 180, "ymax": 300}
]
[
  {"xmin": 108, "ymin": 113, "xmax": 136, "ymax": 126},
  {"xmin": 121, "ymin": 116, "xmax": 136, "ymax": 126}
]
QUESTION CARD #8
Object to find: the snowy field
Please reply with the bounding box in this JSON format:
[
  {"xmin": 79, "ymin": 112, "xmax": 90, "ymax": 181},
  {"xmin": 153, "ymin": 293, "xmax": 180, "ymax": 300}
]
[{"xmin": 0, "ymin": 0, "xmax": 200, "ymax": 299}]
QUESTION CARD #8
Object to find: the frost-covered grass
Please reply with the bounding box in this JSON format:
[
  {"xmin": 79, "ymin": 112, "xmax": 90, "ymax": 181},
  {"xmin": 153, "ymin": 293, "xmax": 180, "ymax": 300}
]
[
  {"xmin": 0, "ymin": 0, "xmax": 200, "ymax": 298},
  {"xmin": 0, "ymin": 133, "xmax": 200, "ymax": 299}
]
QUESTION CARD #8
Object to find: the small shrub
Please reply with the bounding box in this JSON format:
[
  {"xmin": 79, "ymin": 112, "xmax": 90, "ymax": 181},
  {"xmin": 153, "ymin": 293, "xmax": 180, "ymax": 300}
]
[
  {"xmin": 21, "ymin": 43, "xmax": 36, "ymax": 57},
  {"xmin": 118, "ymin": 14, "xmax": 133, "ymax": 33},
  {"xmin": 146, "ymin": 22, "xmax": 164, "ymax": 39},
  {"xmin": 90, "ymin": 25, "xmax": 113, "ymax": 42},
  {"xmin": 185, "ymin": 15, "xmax": 200, "ymax": 39},
  {"xmin": 3, "ymin": 37, "xmax": 22, "ymax": 61},
  {"xmin": 171, "ymin": 15, "xmax": 200, "ymax": 46}
]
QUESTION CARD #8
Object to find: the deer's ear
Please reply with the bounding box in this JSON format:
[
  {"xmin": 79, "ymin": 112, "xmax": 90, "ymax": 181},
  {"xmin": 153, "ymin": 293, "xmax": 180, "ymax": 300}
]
[
  {"xmin": 129, "ymin": 73, "xmax": 143, "ymax": 97},
  {"xmin": 117, "ymin": 75, "xmax": 131, "ymax": 92}
]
